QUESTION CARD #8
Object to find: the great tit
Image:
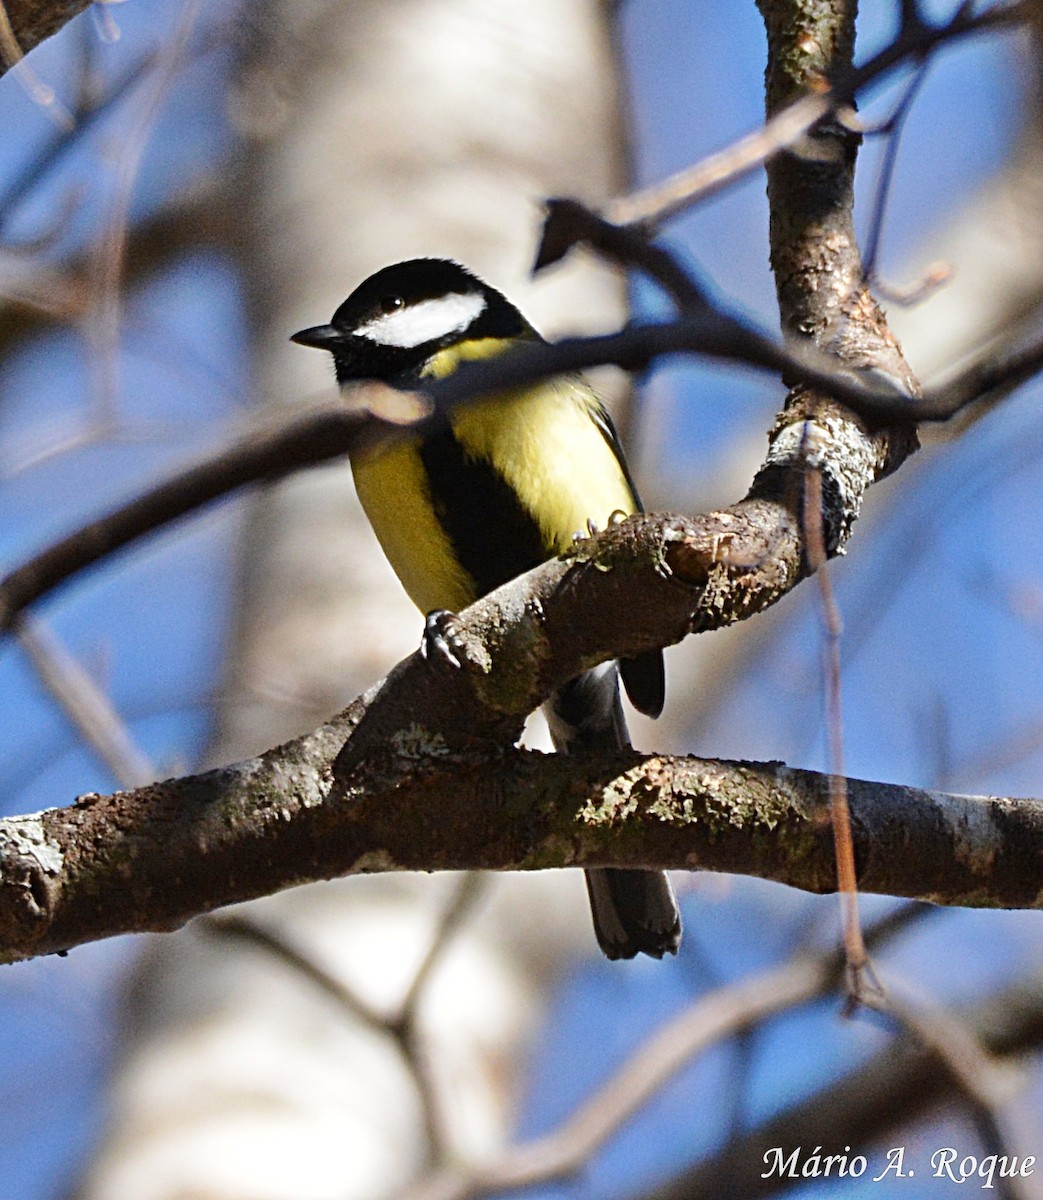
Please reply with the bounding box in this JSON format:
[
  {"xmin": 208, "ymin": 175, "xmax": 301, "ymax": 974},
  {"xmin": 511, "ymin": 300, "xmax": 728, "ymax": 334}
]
[{"xmin": 292, "ymin": 258, "xmax": 681, "ymax": 960}]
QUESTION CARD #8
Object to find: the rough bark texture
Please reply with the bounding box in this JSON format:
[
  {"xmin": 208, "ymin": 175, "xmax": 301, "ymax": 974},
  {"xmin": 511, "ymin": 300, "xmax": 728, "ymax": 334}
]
[
  {"xmin": 5, "ymin": 598, "xmax": 1043, "ymax": 963},
  {"xmin": 757, "ymin": 0, "xmax": 920, "ymax": 388},
  {"xmin": 4, "ymin": 0, "xmax": 89, "ymax": 63}
]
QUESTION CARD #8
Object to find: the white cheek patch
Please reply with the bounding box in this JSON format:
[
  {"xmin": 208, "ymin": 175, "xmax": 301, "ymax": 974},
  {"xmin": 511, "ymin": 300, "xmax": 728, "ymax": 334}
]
[{"xmin": 356, "ymin": 291, "xmax": 487, "ymax": 349}]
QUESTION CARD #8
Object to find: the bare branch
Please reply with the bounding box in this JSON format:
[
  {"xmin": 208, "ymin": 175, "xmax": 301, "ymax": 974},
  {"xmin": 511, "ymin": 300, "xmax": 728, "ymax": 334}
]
[
  {"xmin": 14, "ymin": 613, "xmax": 155, "ymax": 788},
  {"xmin": 607, "ymin": 0, "xmax": 1028, "ymax": 229},
  {"xmin": 0, "ymin": 0, "xmax": 72, "ymax": 124},
  {"xmin": 3, "ymin": 601, "xmax": 1043, "ymax": 965},
  {"xmin": 0, "ymin": 11, "xmax": 233, "ymax": 229},
  {"xmin": 3, "ymin": 278, "xmax": 1038, "ymax": 657},
  {"xmin": 0, "ymin": 400, "xmax": 367, "ymax": 630},
  {"xmin": 398, "ymin": 873, "xmax": 487, "ymax": 1028},
  {"xmin": 401, "ymin": 907, "xmax": 930, "ymax": 1200},
  {"xmin": 0, "ymin": 175, "xmax": 233, "ymax": 349},
  {"xmin": 0, "ymin": 302, "xmax": 934, "ymax": 634},
  {"xmin": 804, "ymin": 463, "xmax": 871, "ymax": 1000},
  {"xmin": 199, "ymin": 910, "xmax": 455, "ymax": 1164},
  {"xmin": 83, "ymin": 0, "xmax": 204, "ymax": 427},
  {"xmin": 861, "ymin": 64, "xmax": 932, "ymax": 282},
  {"xmin": 753, "ymin": 0, "xmax": 915, "ymax": 999},
  {"xmin": 646, "ymin": 965, "xmax": 1043, "ymax": 1200},
  {"xmin": 394, "ymin": 873, "xmax": 490, "ymax": 1163},
  {"xmin": 868, "ymin": 977, "xmax": 1043, "ymax": 1200}
]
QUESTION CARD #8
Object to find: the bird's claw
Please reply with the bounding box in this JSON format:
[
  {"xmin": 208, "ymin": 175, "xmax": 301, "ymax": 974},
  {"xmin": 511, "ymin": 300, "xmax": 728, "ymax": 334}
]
[{"xmin": 421, "ymin": 609, "xmax": 465, "ymax": 669}]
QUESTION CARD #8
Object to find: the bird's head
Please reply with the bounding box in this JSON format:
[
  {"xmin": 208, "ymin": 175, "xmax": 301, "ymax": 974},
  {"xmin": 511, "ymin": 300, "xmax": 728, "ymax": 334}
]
[{"xmin": 291, "ymin": 258, "xmax": 531, "ymax": 385}]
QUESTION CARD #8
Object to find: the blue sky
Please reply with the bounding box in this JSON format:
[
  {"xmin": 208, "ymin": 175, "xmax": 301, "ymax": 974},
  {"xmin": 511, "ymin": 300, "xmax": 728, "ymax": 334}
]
[{"xmin": 1, "ymin": 3, "xmax": 1040, "ymax": 1198}]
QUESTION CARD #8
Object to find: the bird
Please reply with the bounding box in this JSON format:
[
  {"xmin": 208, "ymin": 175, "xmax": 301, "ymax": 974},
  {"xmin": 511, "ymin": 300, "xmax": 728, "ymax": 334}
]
[{"xmin": 292, "ymin": 258, "xmax": 681, "ymax": 960}]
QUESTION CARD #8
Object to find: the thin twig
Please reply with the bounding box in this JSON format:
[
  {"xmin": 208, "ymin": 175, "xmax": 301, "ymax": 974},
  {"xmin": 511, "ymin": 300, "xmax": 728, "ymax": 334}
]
[
  {"xmin": 200, "ymin": 912, "xmax": 449, "ymax": 1161},
  {"xmin": 0, "ymin": 399, "xmax": 366, "ymax": 630},
  {"xmin": 0, "ymin": 48, "xmax": 157, "ymax": 230},
  {"xmin": 3, "ymin": 312, "xmax": 1041, "ymax": 634},
  {"xmin": 0, "ymin": 173, "xmax": 233, "ymax": 358},
  {"xmin": 14, "ymin": 613, "xmax": 155, "ymax": 789},
  {"xmin": 865, "ymin": 973, "xmax": 1043, "ymax": 1200},
  {"xmin": 861, "ymin": 61, "xmax": 932, "ymax": 281},
  {"xmin": 0, "ymin": 0, "xmax": 73, "ymax": 128},
  {"xmin": 399, "ymin": 906, "xmax": 930, "ymax": 1200},
  {"xmin": 875, "ymin": 259, "xmax": 953, "ymax": 307},
  {"xmin": 203, "ymin": 879, "xmax": 487, "ymax": 1169},
  {"xmin": 392, "ymin": 874, "xmax": 490, "ymax": 1163},
  {"xmin": 606, "ymin": 0, "xmax": 1027, "ymax": 231},
  {"xmin": 537, "ymin": 198, "xmax": 711, "ymax": 311},
  {"xmin": 398, "ymin": 873, "xmax": 487, "ymax": 1027},
  {"xmin": 648, "ymin": 955, "xmax": 1043, "ymax": 1200},
  {"xmin": 85, "ymin": 0, "xmax": 203, "ymax": 428},
  {"xmin": 609, "ymin": 90, "xmax": 833, "ymax": 228},
  {"xmin": 802, "ymin": 460, "xmax": 872, "ymax": 1005},
  {"xmin": 199, "ymin": 912, "xmax": 387, "ymax": 1029}
]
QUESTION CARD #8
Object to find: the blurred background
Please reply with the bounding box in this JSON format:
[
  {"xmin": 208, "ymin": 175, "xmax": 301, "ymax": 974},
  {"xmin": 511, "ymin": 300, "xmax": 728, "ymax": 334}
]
[{"xmin": 2, "ymin": 2, "xmax": 1043, "ymax": 1198}]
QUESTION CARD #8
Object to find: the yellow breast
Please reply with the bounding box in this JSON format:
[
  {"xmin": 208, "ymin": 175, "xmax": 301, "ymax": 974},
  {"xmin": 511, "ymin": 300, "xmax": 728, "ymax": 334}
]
[{"xmin": 350, "ymin": 338, "xmax": 637, "ymax": 615}]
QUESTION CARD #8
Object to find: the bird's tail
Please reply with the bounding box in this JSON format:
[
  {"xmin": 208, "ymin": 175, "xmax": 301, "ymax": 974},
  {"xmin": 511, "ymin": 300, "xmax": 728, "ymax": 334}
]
[{"xmin": 544, "ymin": 665, "xmax": 681, "ymax": 961}]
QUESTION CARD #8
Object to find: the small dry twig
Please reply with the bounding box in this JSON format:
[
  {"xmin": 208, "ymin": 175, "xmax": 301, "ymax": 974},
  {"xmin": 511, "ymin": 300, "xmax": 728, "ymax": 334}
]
[{"xmin": 14, "ymin": 613, "xmax": 154, "ymax": 789}]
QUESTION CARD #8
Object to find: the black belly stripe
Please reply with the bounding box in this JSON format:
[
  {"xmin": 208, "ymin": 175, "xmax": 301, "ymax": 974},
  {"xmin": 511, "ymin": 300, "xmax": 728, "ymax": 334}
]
[{"xmin": 418, "ymin": 423, "xmax": 549, "ymax": 601}]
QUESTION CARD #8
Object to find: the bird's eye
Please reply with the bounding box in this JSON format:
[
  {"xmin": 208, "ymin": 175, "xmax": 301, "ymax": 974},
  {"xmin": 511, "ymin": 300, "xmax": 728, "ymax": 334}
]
[{"xmin": 380, "ymin": 296, "xmax": 405, "ymax": 315}]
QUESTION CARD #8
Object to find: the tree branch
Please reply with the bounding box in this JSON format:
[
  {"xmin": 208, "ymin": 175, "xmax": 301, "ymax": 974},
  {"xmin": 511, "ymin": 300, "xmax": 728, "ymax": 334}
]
[
  {"xmin": 2, "ymin": 0, "xmax": 89, "ymax": 69},
  {"xmin": 3, "ymin": 569, "xmax": 1043, "ymax": 966},
  {"xmin": 19, "ymin": 296, "xmax": 1032, "ymax": 634},
  {"xmin": 403, "ymin": 907, "xmax": 931, "ymax": 1200},
  {"xmin": 0, "ymin": 175, "xmax": 233, "ymax": 349},
  {"xmin": 608, "ymin": 0, "xmax": 1028, "ymax": 229},
  {"xmin": 646, "ymin": 964, "xmax": 1043, "ymax": 1200}
]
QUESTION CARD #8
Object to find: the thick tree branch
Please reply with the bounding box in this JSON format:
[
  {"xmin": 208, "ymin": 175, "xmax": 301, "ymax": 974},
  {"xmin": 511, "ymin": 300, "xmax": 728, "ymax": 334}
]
[
  {"xmin": 1, "ymin": 721, "xmax": 1042, "ymax": 965},
  {"xmin": 3, "ymin": 546, "xmax": 1043, "ymax": 966}
]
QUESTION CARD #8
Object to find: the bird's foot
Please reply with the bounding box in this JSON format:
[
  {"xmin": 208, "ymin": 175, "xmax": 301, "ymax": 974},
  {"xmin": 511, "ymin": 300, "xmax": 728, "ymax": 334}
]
[{"xmin": 421, "ymin": 609, "xmax": 466, "ymax": 669}]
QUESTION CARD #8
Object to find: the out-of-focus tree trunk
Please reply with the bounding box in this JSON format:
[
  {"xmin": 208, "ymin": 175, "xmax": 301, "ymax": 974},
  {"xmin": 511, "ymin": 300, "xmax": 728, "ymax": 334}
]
[
  {"xmin": 78, "ymin": 4, "xmax": 633, "ymax": 1198},
  {"xmin": 889, "ymin": 123, "xmax": 1043, "ymax": 400}
]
